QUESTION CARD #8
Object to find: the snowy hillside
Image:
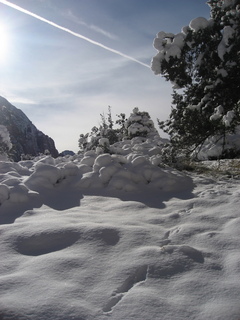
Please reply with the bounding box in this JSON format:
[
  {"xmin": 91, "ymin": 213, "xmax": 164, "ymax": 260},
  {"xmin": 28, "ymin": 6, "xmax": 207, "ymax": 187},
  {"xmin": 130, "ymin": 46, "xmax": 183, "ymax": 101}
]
[
  {"xmin": 0, "ymin": 96, "xmax": 58, "ymax": 161},
  {"xmin": 0, "ymin": 136, "xmax": 240, "ymax": 320}
]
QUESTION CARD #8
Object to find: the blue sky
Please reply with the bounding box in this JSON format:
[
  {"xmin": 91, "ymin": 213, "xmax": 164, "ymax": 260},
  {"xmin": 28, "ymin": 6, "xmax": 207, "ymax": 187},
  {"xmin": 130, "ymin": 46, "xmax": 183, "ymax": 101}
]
[{"xmin": 0, "ymin": 0, "xmax": 210, "ymax": 152}]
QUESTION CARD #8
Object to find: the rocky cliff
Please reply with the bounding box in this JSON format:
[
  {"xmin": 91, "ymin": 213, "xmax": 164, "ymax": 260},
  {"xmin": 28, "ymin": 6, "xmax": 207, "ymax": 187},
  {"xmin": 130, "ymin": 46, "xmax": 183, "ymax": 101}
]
[{"xmin": 0, "ymin": 96, "xmax": 58, "ymax": 161}]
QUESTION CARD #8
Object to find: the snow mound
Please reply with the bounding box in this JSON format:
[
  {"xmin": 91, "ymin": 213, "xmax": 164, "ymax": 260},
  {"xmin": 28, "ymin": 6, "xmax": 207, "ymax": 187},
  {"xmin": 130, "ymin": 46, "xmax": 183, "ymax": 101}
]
[
  {"xmin": 0, "ymin": 151, "xmax": 240, "ymax": 319},
  {"xmin": 0, "ymin": 137, "xmax": 193, "ymax": 207},
  {"xmin": 75, "ymin": 152, "xmax": 191, "ymax": 193},
  {"xmin": 195, "ymin": 126, "xmax": 240, "ymax": 160}
]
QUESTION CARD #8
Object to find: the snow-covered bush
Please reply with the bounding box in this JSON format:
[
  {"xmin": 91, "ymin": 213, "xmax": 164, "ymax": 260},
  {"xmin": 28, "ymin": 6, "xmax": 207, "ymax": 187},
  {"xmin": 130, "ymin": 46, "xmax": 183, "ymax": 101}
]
[
  {"xmin": 78, "ymin": 107, "xmax": 119, "ymax": 153},
  {"xmin": 74, "ymin": 147, "xmax": 191, "ymax": 192},
  {"xmin": 78, "ymin": 107, "xmax": 159, "ymax": 153},
  {"xmin": 0, "ymin": 125, "xmax": 12, "ymax": 160},
  {"xmin": 152, "ymin": 0, "xmax": 240, "ymax": 159},
  {"xmin": 124, "ymin": 107, "xmax": 159, "ymax": 139}
]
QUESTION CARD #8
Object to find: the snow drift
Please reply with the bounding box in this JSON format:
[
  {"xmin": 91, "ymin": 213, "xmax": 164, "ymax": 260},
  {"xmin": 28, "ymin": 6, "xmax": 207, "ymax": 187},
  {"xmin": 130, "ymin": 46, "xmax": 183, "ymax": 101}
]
[{"xmin": 0, "ymin": 138, "xmax": 240, "ymax": 320}]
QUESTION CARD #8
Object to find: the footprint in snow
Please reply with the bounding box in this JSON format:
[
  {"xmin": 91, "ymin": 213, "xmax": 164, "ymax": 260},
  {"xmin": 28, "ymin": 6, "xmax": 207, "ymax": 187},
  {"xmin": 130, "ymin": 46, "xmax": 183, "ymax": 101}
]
[
  {"xmin": 148, "ymin": 245, "xmax": 204, "ymax": 279},
  {"xmin": 14, "ymin": 226, "xmax": 120, "ymax": 256},
  {"xmin": 103, "ymin": 265, "xmax": 148, "ymax": 313},
  {"xmin": 103, "ymin": 244, "xmax": 204, "ymax": 313},
  {"xmin": 15, "ymin": 230, "xmax": 80, "ymax": 256}
]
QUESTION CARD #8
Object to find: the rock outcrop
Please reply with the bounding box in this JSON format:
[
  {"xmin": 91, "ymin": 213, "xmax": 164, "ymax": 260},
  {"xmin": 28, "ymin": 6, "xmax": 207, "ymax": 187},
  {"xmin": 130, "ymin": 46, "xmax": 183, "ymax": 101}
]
[{"xmin": 0, "ymin": 96, "xmax": 58, "ymax": 161}]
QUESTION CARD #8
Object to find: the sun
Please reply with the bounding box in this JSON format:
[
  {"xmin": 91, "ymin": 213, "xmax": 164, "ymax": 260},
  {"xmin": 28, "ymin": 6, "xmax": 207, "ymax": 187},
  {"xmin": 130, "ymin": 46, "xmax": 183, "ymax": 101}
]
[{"xmin": 0, "ymin": 23, "xmax": 10, "ymax": 64}]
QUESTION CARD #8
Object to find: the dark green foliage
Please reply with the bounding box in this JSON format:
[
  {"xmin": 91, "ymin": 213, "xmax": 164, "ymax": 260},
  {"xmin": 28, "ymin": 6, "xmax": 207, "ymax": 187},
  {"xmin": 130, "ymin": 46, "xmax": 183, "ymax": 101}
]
[
  {"xmin": 78, "ymin": 106, "xmax": 124, "ymax": 152},
  {"xmin": 152, "ymin": 0, "xmax": 240, "ymax": 157},
  {"xmin": 115, "ymin": 113, "xmax": 128, "ymax": 138}
]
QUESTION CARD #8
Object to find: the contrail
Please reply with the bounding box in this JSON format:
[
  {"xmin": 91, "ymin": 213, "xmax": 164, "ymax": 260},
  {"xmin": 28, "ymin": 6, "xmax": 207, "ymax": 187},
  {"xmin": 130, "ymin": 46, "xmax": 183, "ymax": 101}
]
[{"xmin": 0, "ymin": 0, "xmax": 150, "ymax": 69}]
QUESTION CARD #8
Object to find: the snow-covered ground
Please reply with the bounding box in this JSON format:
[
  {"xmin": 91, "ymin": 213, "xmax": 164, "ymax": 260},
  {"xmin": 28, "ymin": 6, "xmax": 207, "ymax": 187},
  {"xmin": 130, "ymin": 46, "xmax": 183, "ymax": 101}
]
[{"xmin": 0, "ymin": 140, "xmax": 240, "ymax": 320}]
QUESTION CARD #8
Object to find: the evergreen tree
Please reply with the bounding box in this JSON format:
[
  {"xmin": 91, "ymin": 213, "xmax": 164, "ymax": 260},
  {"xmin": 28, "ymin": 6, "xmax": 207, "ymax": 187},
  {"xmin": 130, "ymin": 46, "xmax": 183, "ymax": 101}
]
[
  {"xmin": 125, "ymin": 107, "xmax": 158, "ymax": 139},
  {"xmin": 115, "ymin": 113, "xmax": 128, "ymax": 139},
  {"xmin": 78, "ymin": 107, "xmax": 158, "ymax": 152},
  {"xmin": 0, "ymin": 125, "xmax": 12, "ymax": 160},
  {"xmin": 78, "ymin": 107, "xmax": 119, "ymax": 152},
  {"xmin": 152, "ymin": 0, "xmax": 240, "ymax": 156}
]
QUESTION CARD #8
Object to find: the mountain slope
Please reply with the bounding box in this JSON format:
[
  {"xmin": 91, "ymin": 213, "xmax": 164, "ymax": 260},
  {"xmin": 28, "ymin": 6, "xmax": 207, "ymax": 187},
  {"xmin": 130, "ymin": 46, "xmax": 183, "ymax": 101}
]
[{"xmin": 0, "ymin": 96, "xmax": 58, "ymax": 161}]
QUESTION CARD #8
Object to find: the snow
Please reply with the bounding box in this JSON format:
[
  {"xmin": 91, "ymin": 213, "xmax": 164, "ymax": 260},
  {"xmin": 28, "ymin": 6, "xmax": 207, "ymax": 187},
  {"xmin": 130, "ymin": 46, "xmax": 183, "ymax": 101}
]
[
  {"xmin": 223, "ymin": 110, "xmax": 235, "ymax": 126},
  {"xmin": 210, "ymin": 105, "xmax": 224, "ymax": 121},
  {"xmin": 222, "ymin": 26, "xmax": 235, "ymax": 46},
  {"xmin": 217, "ymin": 68, "xmax": 228, "ymax": 77},
  {"xmin": 152, "ymin": 31, "xmax": 187, "ymax": 75},
  {"xmin": 218, "ymin": 25, "xmax": 235, "ymax": 60},
  {"xmin": 210, "ymin": 105, "xmax": 236, "ymax": 129},
  {"xmin": 1, "ymin": 137, "xmax": 240, "ymax": 320},
  {"xmin": 222, "ymin": 0, "xmax": 237, "ymax": 9},
  {"xmin": 0, "ymin": 125, "xmax": 12, "ymax": 160},
  {"xmin": 194, "ymin": 126, "xmax": 240, "ymax": 160},
  {"xmin": 189, "ymin": 17, "xmax": 209, "ymax": 32},
  {"xmin": 152, "ymin": 17, "xmax": 210, "ymax": 78},
  {"xmin": 0, "ymin": 125, "xmax": 12, "ymax": 150},
  {"xmin": 165, "ymin": 45, "xmax": 182, "ymax": 62},
  {"xmin": 124, "ymin": 107, "xmax": 158, "ymax": 139}
]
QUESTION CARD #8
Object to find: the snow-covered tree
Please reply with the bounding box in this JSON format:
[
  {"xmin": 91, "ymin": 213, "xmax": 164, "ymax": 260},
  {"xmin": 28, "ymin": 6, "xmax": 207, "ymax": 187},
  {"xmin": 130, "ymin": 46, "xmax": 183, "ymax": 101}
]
[
  {"xmin": 125, "ymin": 107, "xmax": 158, "ymax": 139},
  {"xmin": 78, "ymin": 107, "xmax": 158, "ymax": 153},
  {"xmin": 115, "ymin": 113, "xmax": 128, "ymax": 139},
  {"xmin": 152, "ymin": 0, "xmax": 240, "ymax": 156},
  {"xmin": 0, "ymin": 125, "xmax": 12, "ymax": 160},
  {"xmin": 78, "ymin": 107, "xmax": 119, "ymax": 152}
]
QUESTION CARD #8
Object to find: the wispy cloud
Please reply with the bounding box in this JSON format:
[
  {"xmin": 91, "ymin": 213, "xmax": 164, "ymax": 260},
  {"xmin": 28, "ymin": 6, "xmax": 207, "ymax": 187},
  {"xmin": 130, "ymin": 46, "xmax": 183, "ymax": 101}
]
[
  {"xmin": 0, "ymin": 0, "xmax": 150, "ymax": 69},
  {"xmin": 9, "ymin": 97, "xmax": 38, "ymax": 105},
  {"xmin": 66, "ymin": 9, "xmax": 118, "ymax": 40}
]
